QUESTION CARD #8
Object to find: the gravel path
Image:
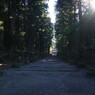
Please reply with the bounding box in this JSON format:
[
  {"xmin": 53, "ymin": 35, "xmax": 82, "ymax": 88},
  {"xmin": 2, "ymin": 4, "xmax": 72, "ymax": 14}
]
[{"xmin": 0, "ymin": 56, "xmax": 95, "ymax": 95}]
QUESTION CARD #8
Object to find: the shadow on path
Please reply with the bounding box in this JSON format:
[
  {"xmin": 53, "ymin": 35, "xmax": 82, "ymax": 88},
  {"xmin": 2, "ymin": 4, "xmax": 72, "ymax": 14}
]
[{"xmin": 0, "ymin": 56, "xmax": 95, "ymax": 95}]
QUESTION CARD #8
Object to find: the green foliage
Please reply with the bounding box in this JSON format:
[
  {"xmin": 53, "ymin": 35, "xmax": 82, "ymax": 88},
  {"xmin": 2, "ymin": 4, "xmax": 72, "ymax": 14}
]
[
  {"xmin": 56, "ymin": 0, "xmax": 95, "ymax": 68},
  {"xmin": 19, "ymin": 32, "xmax": 26, "ymax": 36},
  {"xmin": 0, "ymin": 21, "xmax": 3, "ymax": 25},
  {"xmin": 0, "ymin": 21, "xmax": 4, "ymax": 31},
  {"xmin": 4, "ymin": 8, "xmax": 8, "ymax": 12},
  {"xmin": 0, "ymin": 26, "xmax": 4, "ymax": 31},
  {"xmin": 0, "ymin": 0, "xmax": 52, "ymax": 65}
]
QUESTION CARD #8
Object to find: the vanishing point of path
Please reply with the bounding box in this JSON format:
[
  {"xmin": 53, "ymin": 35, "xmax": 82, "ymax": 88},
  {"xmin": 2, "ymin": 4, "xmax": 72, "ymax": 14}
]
[{"xmin": 0, "ymin": 56, "xmax": 95, "ymax": 95}]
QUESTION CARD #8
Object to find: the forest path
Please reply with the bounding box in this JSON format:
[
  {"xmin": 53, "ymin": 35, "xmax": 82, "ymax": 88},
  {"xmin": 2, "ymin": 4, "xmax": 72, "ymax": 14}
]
[{"xmin": 0, "ymin": 56, "xmax": 95, "ymax": 95}]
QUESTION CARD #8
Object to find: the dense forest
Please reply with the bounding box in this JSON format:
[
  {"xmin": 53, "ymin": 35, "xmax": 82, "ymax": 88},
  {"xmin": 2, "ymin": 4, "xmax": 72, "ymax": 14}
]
[
  {"xmin": 55, "ymin": 0, "xmax": 95, "ymax": 68},
  {"xmin": 0, "ymin": 0, "xmax": 95, "ymax": 70},
  {"xmin": 0, "ymin": 0, "xmax": 53, "ymax": 67}
]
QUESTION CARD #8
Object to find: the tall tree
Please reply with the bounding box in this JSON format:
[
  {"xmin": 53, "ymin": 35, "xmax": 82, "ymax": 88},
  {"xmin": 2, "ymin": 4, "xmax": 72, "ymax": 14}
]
[
  {"xmin": 55, "ymin": 0, "xmax": 95, "ymax": 66},
  {"xmin": 0, "ymin": 0, "xmax": 53, "ymax": 66}
]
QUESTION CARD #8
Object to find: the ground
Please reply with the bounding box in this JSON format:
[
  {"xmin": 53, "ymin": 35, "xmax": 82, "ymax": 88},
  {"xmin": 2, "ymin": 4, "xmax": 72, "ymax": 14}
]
[{"xmin": 0, "ymin": 56, "xmax": 95, "ymax": 95}]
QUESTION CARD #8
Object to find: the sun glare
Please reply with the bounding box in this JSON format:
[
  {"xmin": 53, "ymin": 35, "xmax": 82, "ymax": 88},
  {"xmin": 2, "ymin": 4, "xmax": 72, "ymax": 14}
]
[
  {"xmin": 84, "ymin": 0, "xmax": 95, "ymax": 10},
  {"xmin": 90, "ymin": 0, "xmax": 95, "ymax": 10},
  {"xmin": 48, "ymin": 0, "xmax": 57, "ymax": 23}
]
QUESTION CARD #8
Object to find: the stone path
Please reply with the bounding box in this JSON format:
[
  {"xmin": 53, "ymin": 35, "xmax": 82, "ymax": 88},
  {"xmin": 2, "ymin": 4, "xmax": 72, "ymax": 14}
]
[{"xmin": 0, "ymin": 56, "xmax": 95, "ymax": 95}]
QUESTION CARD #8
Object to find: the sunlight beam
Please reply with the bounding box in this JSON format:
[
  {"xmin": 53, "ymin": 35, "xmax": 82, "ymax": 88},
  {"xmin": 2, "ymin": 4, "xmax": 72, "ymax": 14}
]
[
  {"xmin": 90, "ymin": 0, "xmax": 95, "ymax": 10},
  {"xmin": 83, "ymin": 0, "xmax": 95, "ymax": 10},
  {"xmin": 48, "ymin": 0, "xmax": 57, "ymax": 23}
]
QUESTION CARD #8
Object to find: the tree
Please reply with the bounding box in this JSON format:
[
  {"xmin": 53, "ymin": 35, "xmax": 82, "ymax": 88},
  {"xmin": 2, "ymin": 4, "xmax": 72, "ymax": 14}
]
[
  {"xmin": 0, "ymin": 0, "xmax": 53, "ymax": 66},
  {"xmin": 55, "ymin": 0, "xmax": 95, "ymax": 67}
]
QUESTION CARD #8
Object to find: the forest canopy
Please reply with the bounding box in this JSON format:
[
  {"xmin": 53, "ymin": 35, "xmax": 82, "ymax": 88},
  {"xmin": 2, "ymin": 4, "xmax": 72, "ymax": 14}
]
[
  {"xmin": 55, "ymin": 0, "xmax": 95, "ymax": 67},
  {"xmin": 0, "ymin": 0, "xmax": 53, "ymax": 66}
]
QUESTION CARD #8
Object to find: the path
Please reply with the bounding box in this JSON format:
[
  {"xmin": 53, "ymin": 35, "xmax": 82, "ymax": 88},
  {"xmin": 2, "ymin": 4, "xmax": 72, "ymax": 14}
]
[{"xmin": 0, "ymin": 56, "xmax": 95, "ymax": 95}]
